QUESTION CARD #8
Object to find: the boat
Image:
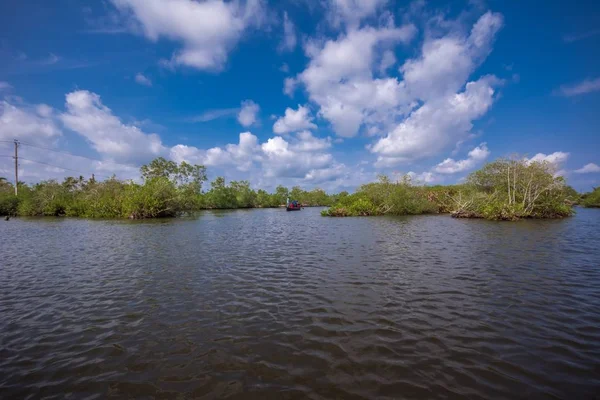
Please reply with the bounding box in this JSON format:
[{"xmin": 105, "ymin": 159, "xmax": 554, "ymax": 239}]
[{"xmin": 286, "ymin": 198, "xmax": 302, "ymax": 211}]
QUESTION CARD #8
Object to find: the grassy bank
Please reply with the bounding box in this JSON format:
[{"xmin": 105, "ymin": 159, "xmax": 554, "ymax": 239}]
[{"xmin": 322, "ymin": 158, "xmax": 578, "ymax": 221}]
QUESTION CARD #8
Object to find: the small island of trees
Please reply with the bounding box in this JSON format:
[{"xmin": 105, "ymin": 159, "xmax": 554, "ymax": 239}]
[{"xmin": 323, "ymin": 157, "xmax": 593, "ymax": 220}]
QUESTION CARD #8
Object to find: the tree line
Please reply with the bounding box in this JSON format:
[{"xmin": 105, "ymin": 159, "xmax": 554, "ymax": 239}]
[
  {"xmin": 0, "ymin": 157, "xmax": 339, "ymax": 218},
  {"xmin": 322, "ymin": 158, "xmax": 591, "ymax": 220},
  {"xmin": 1, "ymin": 156, "xmax": 598, "ymax": 220}
]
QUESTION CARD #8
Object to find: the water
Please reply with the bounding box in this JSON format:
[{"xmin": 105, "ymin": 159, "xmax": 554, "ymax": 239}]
[{"xmin": 1, "ymin": 208, "xmax": 599, "ymax": 399}]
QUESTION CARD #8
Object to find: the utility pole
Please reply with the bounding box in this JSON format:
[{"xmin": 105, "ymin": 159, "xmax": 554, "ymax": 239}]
[{"xmin": 14, "ymin": 139, "xmax": 18, "ymax": 196}]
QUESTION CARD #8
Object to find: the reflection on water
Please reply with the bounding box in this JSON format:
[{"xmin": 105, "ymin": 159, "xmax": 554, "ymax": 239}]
[{"xmin": 1, "ymin": 208, "xmax": 600, "ymax": 399}]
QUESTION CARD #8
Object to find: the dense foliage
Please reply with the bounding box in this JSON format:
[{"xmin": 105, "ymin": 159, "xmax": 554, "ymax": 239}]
[
  {"xmin": 0, "ymin": 158, "xmax": 337, "ymax": 218},
  {"xmin": 1, "ymin": 157, "xmax": 592, "ymax": 220},
  {"xmin": 323, "ymin": 158, "xmax": 578, "ymax": 220},
  {"xmin": 581, "ymin": 187, "xmax": 600, "ymax": 208}
]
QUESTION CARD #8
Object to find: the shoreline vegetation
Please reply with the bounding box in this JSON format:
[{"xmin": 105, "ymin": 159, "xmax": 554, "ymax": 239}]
[
  {"xmin": 322, "ymin": 158, "xmax": 589, "ymax": 221},
  {"xmin": 0, "ymin": 157, "xmax": 597, "ymax": 221},
  {"xmin": 0, "ymin": 158, "xmax": 338, "ymax": 219}
]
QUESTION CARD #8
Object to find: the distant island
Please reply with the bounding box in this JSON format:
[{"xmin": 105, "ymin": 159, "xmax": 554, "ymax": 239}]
[
  {"xmin": 1, "ymin": 157, "xmax": 598, "ymax": 221},
  {"xmin": 323, "ymin": 158, "xmax": 593, "ymax": 221}
]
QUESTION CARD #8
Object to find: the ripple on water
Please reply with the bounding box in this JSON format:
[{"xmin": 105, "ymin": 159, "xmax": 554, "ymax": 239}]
[{"xmin": 1, "ymin": 208, "xmax": 600, "ymax": 399}]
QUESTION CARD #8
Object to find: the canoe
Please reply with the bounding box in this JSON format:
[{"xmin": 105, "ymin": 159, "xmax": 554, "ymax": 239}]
[{"xmin": 286, "ymin": 205, "xmax": 302, "ymax": 211}]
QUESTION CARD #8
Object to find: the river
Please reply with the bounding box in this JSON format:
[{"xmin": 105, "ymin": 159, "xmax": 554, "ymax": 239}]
[{"xmin": 1, "ymin": 208, "xmax": 599, "ymax": 399}]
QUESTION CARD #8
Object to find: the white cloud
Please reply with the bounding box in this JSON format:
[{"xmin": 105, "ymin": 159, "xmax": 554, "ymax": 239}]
[
  {"xmin": 400, "ymin": 11, "xmax": 503, "ymax": 101},
  {"xmin": 261, "ymin": 136, "xmax": 332, "ymax": 178},
  {"xmin": 135, "ymin": 73, "xmax": 152, "ymax": 86},
  {"xmin": 296, "ymin": 24, "xmax": 416, "ymax": 137},
  {"xmin": 171, "ymin": 131, "xmax": 261, "ymax": 172},
  {"xmin": 574, "ymin": 163, "xmax": 600, "ymax": 174},
  {"xmin": 112, "ymin": 0, "xmax": 266, "ymax": 70},
  {"xmin": 434, "ymin": 142, "xmax": 490, "ymax": 174},
  {"xmin": 0, "ymin": 82, "xmax": 12, "ymax": 91},
  {"xmin": 292, "ymin": 131, "xmax": 332, "ymax": 152},
  {"xmin": 371, "ymin": 76, "xmax": 500, "ymax": 166},
  {"xmin": 278, "ymin": 12, "xmax": 297, "ymax": 52},
  {"xmin": 36, "ymin": 104, "xmax": 53, "ymax": 118},
  {"xmin": 170, "ymin": 131, "xmax": 336, "ymax": 179},
  {"xmin": 527, "ymin": 151, "xmax": 570, "ymax": 165},
  {"xmin": 406, "ymin": 171, "xmax": 436, "ymax": 184},
  {"xmin": 291, "ymin": 10, "xmax": 503, "ymax": 163},
  {"xmin": 0, "ymin": 100, "xmax": 61, "ymax": 142},
  {"xmin": 41, "ymin": 53, "xmax": 61, "ymax": 65},
  {"xmin": 273, "ymin": 105, "xmax": 317, "ymax": 134},
  {"xmin": 304, "ymin": 163, "xmax": 347, "ymax": 183},
  {"xmin": 60, "ymin": 90, "xmax": 166, "ymax": 163},
  {"xmin": 1, "ymin": 88, "xmax": 347, "ymax": 188},
  {"xmin": 556, "ymin": 78, "xmax": 600, "ymax": 97},
  {"xmin": 190, "ymin": 107, "xmax": 239, "ymax": 122},
  {"xmin": 237, "ymin": 100, "xmax": 260, "ymax": 127},
  {"xmin": 563, "ymin": 29, "xmax": 600, "ymax": 43},
  {"xmin": 283, "ymin": 77, "xmax": 297, "ymax": 96},
  {"xmin": 326, "ymin": 0, "xmax": 389, "ymax": 29}
]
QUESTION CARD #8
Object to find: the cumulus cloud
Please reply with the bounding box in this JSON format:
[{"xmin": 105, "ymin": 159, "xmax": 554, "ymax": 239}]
[
  {"xmin": 1, "ymin": 88, "xmax": 349, "ymax": 187},
  {"xmin": 261, "ymin": 136, "xmax": 333, "ymax": 178},
  {"xmin": 135, "ymin": 73, "xmax": 152, "ymax": 86},
  {"xmin": 273, "ymin": 105, "xmax": 317, "ymax": 134},
  {"xmin": 292, "ymin": 131, "xmax": 332, "ymax": 152},
  {"xmin": 434, "ymin": 143, "xmax": 490, "ymax": 174},
  {"xmin": 0, "ymin": 100, "xmax": 61, "ymax": 142},
  {"xmin": 283, "ymin": 77, "xmax": 297, "ymax": 96},
  {"xmin": 369, "ymin": 12, "xmax": 504, "ymax": 167},
  {"xmin": 527, "ymin": 151, "xmax": 570, "ymax": 165},
  {"xmin": 288, "ymin": 9, "xmax": 503, "ymax": 164},
  {"xmin": 60, "ymin": 90, "xmax": 167, "ymax": 163},
  {"xmin": 555, "ymin": 78, "xmax": 600, "ymax": 97},
  {"xmin": 304, "ymin": 163, "xmax": 347, "ymax": 183},
  {"xmin": 574, "ymin": 163, "xmax": 600, "ymax": 174},
  {"xmin": 171, "ymin": 131, "xmax": 260, "ymax": 172},
  {"xmin": 171, "ymin": 130, "xmax": 335, "ymax": 179},
  {"xmin": 296, "ymin": 24, "xmax": 416, "ymax": 137},
  {"xmin": 407, "ymin": 171, "xmax": 436, "ymax": 184},
  {"xmin": 111, "ymin": 0, "xmax": 266, "ymax": 70},
  {"xmin": 237, "ymin": 100, "xmax": 260, "ymax": 127},
  {"xmin": 400, "ymin": 11, "xmax": 503, "ymax": 101},
  {"xmin": 278, "ymin": 12, "xmax": 297, "ymax": 52},
  {"xmin": 0, "ymin": 99, "xmax": 143, "ymax": 182},
  {"xmin": 326, "ymin": 0, "xmax": 389, "ymax": 29},
  {"xmin": 371, "ymin": 76, "xmax": 500, "ymax": 166}
]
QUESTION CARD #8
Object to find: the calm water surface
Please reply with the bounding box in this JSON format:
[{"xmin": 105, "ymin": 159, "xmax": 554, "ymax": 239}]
[{"xmin": 1, "ymin": 208, "xmax": 600, "ymax": 399}]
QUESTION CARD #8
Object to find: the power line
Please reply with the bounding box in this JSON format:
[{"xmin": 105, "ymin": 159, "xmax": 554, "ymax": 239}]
[
  {"xmin": 17, "ymin": 157, "xmax": 114, "ymax": 180},
  {"xmin": 17, "ymin": 141, "xmax": 141, "ymax": 169},
  {"xmin": 1, "ymin": 140, "xmax": 141, "ymax": 169}
]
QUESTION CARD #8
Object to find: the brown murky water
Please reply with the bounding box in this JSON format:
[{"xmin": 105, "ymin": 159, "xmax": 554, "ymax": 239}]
[{"xmin": 1, "ymin": 208, "xmax": 600, "ymax": 399}]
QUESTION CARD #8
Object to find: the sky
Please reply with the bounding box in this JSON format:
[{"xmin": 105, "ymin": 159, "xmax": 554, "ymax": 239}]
[{"xmin": 0, "ymin": 0, "xmax": 599, "ymax": 192}]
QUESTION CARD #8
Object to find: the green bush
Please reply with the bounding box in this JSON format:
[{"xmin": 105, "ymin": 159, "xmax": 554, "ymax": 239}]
[
  {"xmin": 322, "ymin": 158, "xmax": 575, "ymax": 221},
  {"xmin": 0, "ymin": 194, "xmax": 19, "ymax": 216},
  {"xmin": 4, "ymin": 158, "xmax": 338, "ymax": 219},
  {"xmin": 582, "ymin": 187, "xmax": 600, "ymax": 208}
]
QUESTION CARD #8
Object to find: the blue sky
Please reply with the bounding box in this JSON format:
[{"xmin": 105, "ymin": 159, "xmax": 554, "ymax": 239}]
[{"xmin": 1, "ymin": 0, "xmax": 599, "ymax": 191}]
